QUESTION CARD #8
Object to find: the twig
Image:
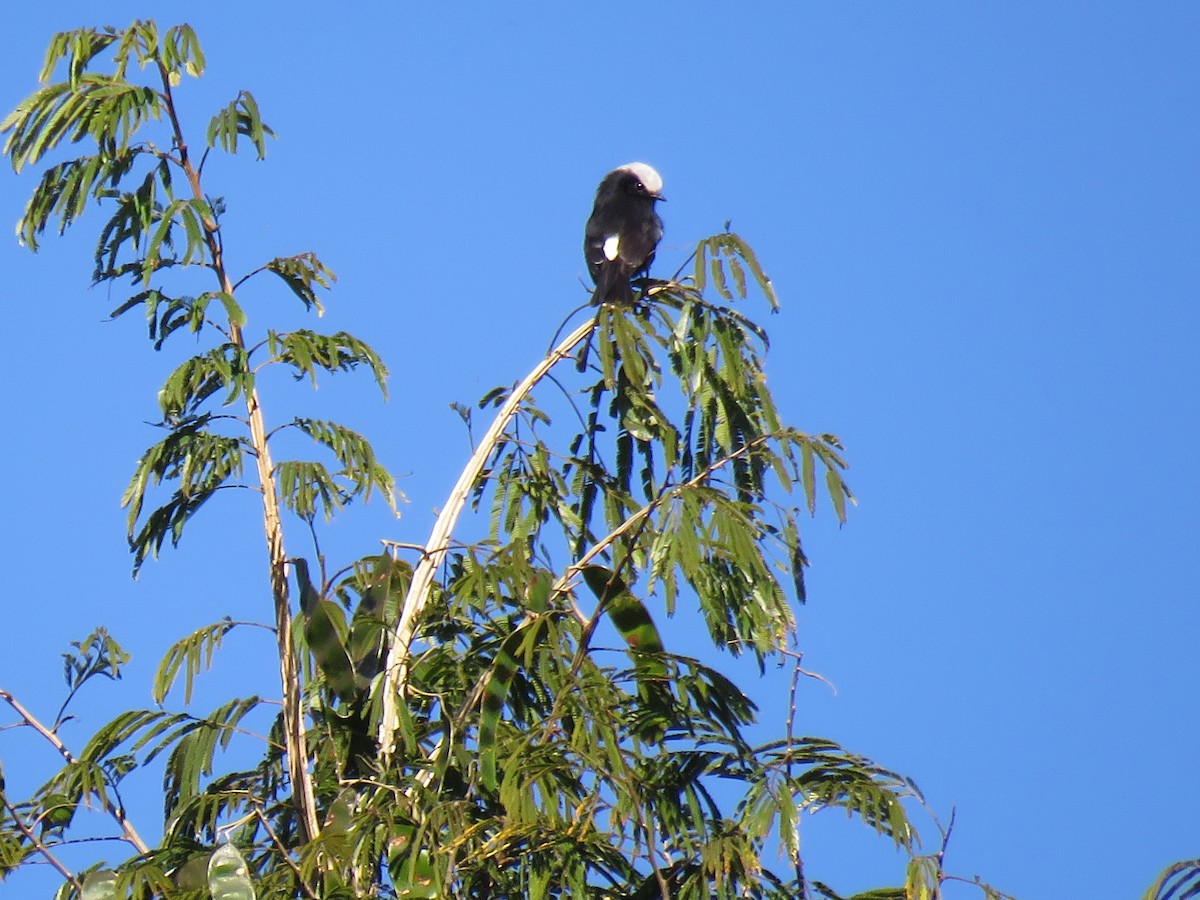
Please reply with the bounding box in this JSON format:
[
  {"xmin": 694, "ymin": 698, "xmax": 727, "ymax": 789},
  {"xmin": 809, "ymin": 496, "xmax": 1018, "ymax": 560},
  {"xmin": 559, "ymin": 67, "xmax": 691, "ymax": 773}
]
[
  {"xmin": 781, "ymin": 649, "xmax": 806, "ymax": 896},
  {"xmin": 0, "ymin": 792, "xmax": 82, "ymax": 892},
  {"xmin": 935, "ymin": 806, "xmax": 957, "ymax": 898},
  {"xmin": 380, "ymin": 539, "xmax": 437, "ymax": 556},
  {"xmin": 0, "ymin": 688, "xmax": 150, "ymax": 855},
  {"xmin": 253, "ymin": 806, "xmax": 321, "ymax": 900}
]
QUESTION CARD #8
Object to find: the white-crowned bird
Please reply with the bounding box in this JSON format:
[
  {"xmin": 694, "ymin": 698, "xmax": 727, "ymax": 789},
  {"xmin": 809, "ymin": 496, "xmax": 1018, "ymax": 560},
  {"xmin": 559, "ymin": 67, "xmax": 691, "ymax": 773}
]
[{"xmin": 584, "ymin": 162, "xmax": 665, "ymax": 305}]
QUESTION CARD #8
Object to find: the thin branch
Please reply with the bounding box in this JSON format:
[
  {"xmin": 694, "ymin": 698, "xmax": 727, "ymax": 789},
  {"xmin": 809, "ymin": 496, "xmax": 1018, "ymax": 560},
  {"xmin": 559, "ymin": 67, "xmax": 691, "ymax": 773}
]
[
  {"xmin": 253, "ymin": 806, "xmax": 321, "ymax": 900},
  {"xmin": 0, "ymin": 792, "xmax": 83, "ymax": 892},
  {"xmin": 941, "ymin": 873, "xmax": 1017, "ymax": 900},
  {"xmin": 0, "ymin": 688, "xmax": 150, "ymax": 855},
  {"xmin": 264, "ymin": 420, "xmax": 301, "ymax": 441},
  {"xmin": 935, "ymin": 806, "xmax": 957, "ymax": 900},
  {"xmin": 303, "ymin": 514, "xmax": 328, "ymax": 590},
  {"xmin": 782, "ymin": 648, "xmax": 807, "ymax": 897},
  {"xmin": 232, "ymin": 262, "xmax": 271, "ymax": 292},
  {"xmin": 196, "ymin": 144, "xmax": 212, "ymax": 177},
  {"xmin": 380, "ymin": 539, "xmax": 435, "ymax": 556}
]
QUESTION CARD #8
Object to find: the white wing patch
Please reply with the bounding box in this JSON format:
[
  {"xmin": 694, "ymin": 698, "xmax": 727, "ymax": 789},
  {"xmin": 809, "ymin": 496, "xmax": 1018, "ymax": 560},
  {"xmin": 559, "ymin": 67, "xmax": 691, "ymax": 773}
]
[{"xmin": 603, "ymin": 234, "xmax": 620, "ymax": 261}]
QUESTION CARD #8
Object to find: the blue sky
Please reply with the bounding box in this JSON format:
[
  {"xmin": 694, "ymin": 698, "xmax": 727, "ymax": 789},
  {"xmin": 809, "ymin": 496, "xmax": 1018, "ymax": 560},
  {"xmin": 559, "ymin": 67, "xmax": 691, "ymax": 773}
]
[{"xmin": 2, "ymin": 3, "xmax": 1197, "ymax": 898}]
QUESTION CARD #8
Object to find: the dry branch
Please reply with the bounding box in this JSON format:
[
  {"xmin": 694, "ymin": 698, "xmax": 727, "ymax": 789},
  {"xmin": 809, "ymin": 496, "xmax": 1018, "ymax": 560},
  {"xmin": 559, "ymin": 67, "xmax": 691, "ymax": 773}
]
[{"xmin": 377, "ymin": 317, "xmax": 596, "ymax": 755}]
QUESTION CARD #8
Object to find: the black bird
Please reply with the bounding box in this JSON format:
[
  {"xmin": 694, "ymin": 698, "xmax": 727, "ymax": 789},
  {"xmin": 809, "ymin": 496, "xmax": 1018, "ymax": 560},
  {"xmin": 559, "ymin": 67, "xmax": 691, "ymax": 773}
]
[{"xmin": 584, "ymin": 162, "xmax": 665, "ymax": 305}]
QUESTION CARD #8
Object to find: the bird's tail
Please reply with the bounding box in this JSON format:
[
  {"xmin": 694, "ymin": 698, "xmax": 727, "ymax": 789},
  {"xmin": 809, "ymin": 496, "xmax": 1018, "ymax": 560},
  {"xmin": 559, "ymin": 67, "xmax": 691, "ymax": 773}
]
[{"xmin": 591, "ymin": 266, "xmax": 636, "ymax": 305}]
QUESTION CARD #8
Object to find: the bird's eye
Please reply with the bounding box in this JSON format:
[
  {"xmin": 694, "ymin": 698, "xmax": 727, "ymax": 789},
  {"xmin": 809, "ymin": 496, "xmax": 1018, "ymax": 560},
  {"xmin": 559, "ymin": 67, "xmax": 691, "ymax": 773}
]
[{"xmin": 635, "ymin": 182, "xmax": 645, "ymax": 192}]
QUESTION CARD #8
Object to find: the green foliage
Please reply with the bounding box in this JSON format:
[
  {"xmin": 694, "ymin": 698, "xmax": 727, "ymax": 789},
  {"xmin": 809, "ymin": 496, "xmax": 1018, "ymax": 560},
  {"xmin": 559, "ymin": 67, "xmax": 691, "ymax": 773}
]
[
  {"xmin": 0, "ymin": 18, "xmax": 1019, "ymax": 900},
  {"xmin": 287, "ymin": 418, "xmax": 397, "ymax": 514},
  {"xmin": 1, "ymin": 17, "xmax": 392, "ymax": 577},
  {"xmin": 296, "ymin": 558, "xmax": 357, "ymax": 700},
  {"xmin": 123, "ymin": 424, "xmax": 248, "ymax": 571},
  {"xmin": 59, "ymin": 629, "xmax": 130, "ymax": 722},
  {"xmin": 261, "ymin": 253, "xmax": 335, "ymax": 314},
  {"xmin": 266, "ymin": 329, "xmax": 389, "ymax": 393},
  {"xmin": 154, "ymin": 619, "xmax": 240, "ymax": 704},
  {"xmin": 207, "ymin": 91, "xmax": 273, "ymax": 160}
]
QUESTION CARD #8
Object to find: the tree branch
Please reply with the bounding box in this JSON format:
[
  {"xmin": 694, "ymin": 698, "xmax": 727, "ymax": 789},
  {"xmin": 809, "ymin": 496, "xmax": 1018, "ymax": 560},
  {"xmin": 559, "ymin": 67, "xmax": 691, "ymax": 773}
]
[
  {"xmin": 0, "ymin": 792, "xmax": 82, "ymax": 893},
  {"xmin": 0, "ymin": 688, "xmax": 150, "ymax": 856},
  {"xmin": 376, "ymin": 316, "xmax": 596, "ymax": 756},
  {"xmin": 157, "ymin": 62, "xmax": 320, "ymax": 843}
]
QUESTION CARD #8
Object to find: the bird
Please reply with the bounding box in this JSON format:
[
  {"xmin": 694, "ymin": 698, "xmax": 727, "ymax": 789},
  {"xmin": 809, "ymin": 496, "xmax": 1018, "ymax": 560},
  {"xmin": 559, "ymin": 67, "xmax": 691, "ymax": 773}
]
[{"xmin": 584, "ymin": 162, "xmax": 665, "ymax": 305}]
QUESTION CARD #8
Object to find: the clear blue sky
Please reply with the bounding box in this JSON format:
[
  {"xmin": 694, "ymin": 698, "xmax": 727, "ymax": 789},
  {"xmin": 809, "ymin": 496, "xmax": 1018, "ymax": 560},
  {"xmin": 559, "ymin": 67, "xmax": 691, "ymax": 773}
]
[{"xmin": 2, "ymin": 4, "xmax": 1197, "ymax": 898}]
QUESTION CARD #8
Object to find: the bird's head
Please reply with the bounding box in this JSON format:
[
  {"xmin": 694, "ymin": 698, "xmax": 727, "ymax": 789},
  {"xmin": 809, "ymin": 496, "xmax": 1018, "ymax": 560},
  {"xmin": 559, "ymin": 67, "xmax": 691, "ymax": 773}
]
[{"xmin": 606, "ymin": 162, "xmax": 666, "ymax": 202}]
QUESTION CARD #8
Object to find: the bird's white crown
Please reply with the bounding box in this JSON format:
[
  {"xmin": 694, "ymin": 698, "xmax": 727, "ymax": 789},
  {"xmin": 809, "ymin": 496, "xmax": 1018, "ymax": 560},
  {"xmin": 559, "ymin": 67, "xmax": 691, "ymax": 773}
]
[{"xmin": 619, "ymin": 162, "xmax": 663, "ymax": 195}]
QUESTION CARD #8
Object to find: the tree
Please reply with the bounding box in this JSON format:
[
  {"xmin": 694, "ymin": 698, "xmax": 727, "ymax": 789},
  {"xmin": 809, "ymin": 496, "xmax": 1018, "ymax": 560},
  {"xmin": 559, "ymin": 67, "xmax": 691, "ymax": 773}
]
[{"xmin": 0, "ymin": 20, "xmax": 1023, "ymax": 899}]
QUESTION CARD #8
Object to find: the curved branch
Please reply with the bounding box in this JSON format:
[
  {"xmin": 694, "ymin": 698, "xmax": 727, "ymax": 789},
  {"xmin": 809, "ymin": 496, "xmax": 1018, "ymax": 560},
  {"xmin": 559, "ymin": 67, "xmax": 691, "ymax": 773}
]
[{"xmin": 376, "ymin": 316, "xmax": 596, "ymax": 756}]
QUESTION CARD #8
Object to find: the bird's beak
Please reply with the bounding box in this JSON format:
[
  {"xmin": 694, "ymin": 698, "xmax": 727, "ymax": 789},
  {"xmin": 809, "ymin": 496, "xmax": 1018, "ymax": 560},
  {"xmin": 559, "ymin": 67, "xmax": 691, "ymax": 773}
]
[{"xmin": 654, "ymin": 193, "xmax": 666, "ymax": 202}]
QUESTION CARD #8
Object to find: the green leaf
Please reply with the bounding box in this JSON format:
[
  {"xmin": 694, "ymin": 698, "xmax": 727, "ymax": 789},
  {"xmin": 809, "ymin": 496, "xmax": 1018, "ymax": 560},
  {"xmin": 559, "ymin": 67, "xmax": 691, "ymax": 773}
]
[
  {"xmin": 288, "ymin": 418, "xmax": 398, "ymax": 515},
  {"xmin": 267, "ymin": 329, "xmax": 389, "ymax": 396},
  {"xmin": 157, "ymin": 343, "xmax": 252, "ymax": 420},
  {"xmin": 275, "ymin": 460, "xmax": 348, "ymax": 522},
  {"xmin": 153, "ymin": 619, "xmax": 238, "ymax": 704},
  {"xmin": 149, "ymin": 698, "xmax": 261, "ymax": 817},
  {"xmin": 800, "ymin": 441, "xmax": 816, "ymax": 515},
  {"xmin": 39, "ymin": 27, "xmax": 119, "ymax": 87},
  {"xmin": 905, "ymin": 856, "xmax": 939, "ymax": 900},
  {"xmin": 61, "ymin": 628, "xmax": 129, "ymax": 692},
  {"xmin": 262, "ymin": 252, "xmax": 336, "ymax": 314},
  {"xmin": 2, "ymin": 75, "xmax": 162, "ymax": 175},
  {"xmin": 161, "ymin": 24, "xmax": 207, "ymax": 81},
  {"xmin": 826, "ymin": 464, "xmax": 848, "ymax": 523},
  {"xmin": 206, "ymin": 91, "xmax": 274, "ymax": 160},
  {"xmin": 12, "ymin": 148, "xmax": 140, "ymax": 250},
  {"xmin": 694, "ymin": 232, "xmax": 779, "ymax": 311},
  {"xmin": 122, "ymin": 424, "xmax": 246, "ymax": 571},
  {"xmin": 756, "ymin": 737, "xmax": 920, "ymax": 850},
  {"xmin": 710, "ymin": 255, "xmax": 731, "ymax": 300},
  {"xmin": 784, "ymin": 511, "xmax": 809, "ymax": 605}
]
